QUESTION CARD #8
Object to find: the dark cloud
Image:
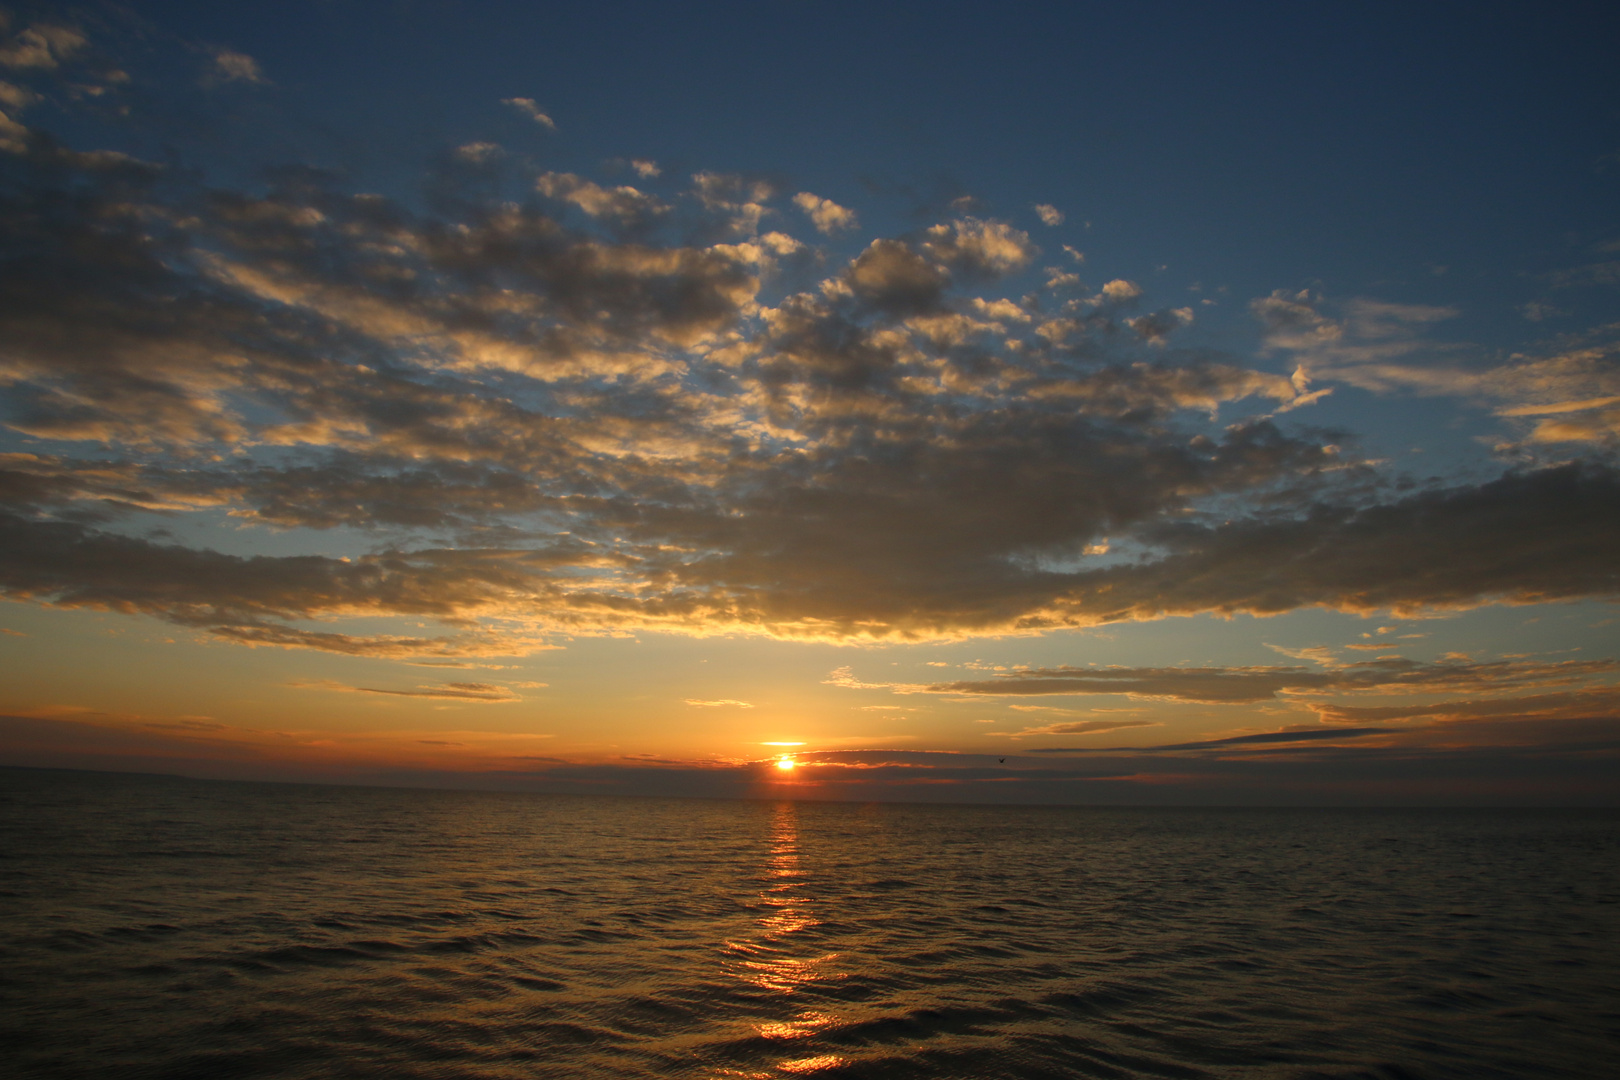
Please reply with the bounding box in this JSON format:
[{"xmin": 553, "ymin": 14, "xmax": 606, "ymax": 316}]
[
  {"xmin": 934, "ymin": 655, "xmax": 1619, "ymax": 704},
  {"xmin": 842, "ymin": 217, "xmax": 1033, "ymax": 315},
  {"xmin": 940, "ymin": 665, "xmax": 1325, "ymax": 703},
  {"xmin": 352, "ymin": 681, "xmax": 520, "ymax": 702},
  {"xmin": 1050, "ymin": 463, "xmax": 1620, "ymax": 625},
  {"xmin": 846, "ymin": 238, "xmax": 948, "ymax": 315},
  {"xmin": 1151, "ymin": 727, "xmax": 1390, "ymax": 749},
  {"xmin": 0, "ymin": 510, "xmax": 548, "ymax": 654}
]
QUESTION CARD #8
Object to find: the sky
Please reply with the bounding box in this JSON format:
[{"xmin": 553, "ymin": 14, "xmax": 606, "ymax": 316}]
[{"xmin": 0, "ymin": 0, "xmax": 1617, "ymax": 804}]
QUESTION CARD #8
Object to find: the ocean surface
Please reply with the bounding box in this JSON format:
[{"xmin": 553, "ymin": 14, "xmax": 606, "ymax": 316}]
[{"xmin": 2, "ymin": 768, "xmax": 1617, "ymax": 1079}]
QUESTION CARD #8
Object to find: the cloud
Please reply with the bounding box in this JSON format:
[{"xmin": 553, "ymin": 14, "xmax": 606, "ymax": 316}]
[
  {"xmin": 1485, "ymin": 341, "xmax": 1620, "ymax": 445},
  {"xmin": 0, "ymin": 24, "xmax": 85, "ymax": 70},
  {"xmin": 1548, "ymin": 261, "xmax": 1620, "ymax": 289},
  {"xmin": 1034, "ymin": 204, "xmax": 1064, "ymax": 227},
  {"xmin": 144, "ymin": 718, "xmax": 227, "ymax": 731},
  {"xmin": 456, "ymin": 141, "xmax": 502, "ymax": 164},
  {"xmin": 0, "ymin": 63, "xmax": 1614, "ymax": 657},
  {"xmin": 824, "ymin": 666, "xmax": 938, "ymax": 694},
  {"xmin": 630, "ymin": 159, "xmax": 660, "ymax": 178},
  {"xmin": 1127, "ymin": 306, "xmax": 1194, "ymax": 343},
  {"xmin": 0, "ymin": 510, "xmax": 562, "ymax": 655},
  {"xmin": 536, "ymin": 171, "xmax": 670, "ymax": 229},
  {"xmin": 1521, "ymin": 301, "xmax": 1569, "ymax": 322},
  {"xmin": 929, "ymin": 654, "xmax": 1618, "ymax": 704},
  {"xmin": 1044, "ymin": 267, "xmax": 1082, "ymax": 291},
  {"xmin": 1253, "ymin": 291, "xmax": 1460, "ymax": 376},
  {"xmin": 1264, "ymin": 643, "xmax": 1342, "ymax": 666},
  {"xmin": 6, "ymin": 401, "xmax": 1612, "ymax": 650},
  {"xmin": 996, "ymin": 719, "xmax": 1160, "ymax": 737},
  {"xmin": 935, "ymin": 665, "xmax": 1324, "ymax": 703},
  {"xmin": 359, "ymin": 682, "xmax": 519, "ymax": 702},
  {"xmin": 209, "ymin": 48, "xmax": 265, "ymax": 84},
  {"xmin": 1307, "ymin": 686, "xmax": 1620, "ymax": 725},
  {"xmin": 502, "ymin": 97, "xmax": 556, "ymax": 129},
  {"xmin": 690, "ymin": 171, "xmax": 775, "ymax": 236},
  {"xmin": 0, "ymin": 80, "xmax": 37, "ymax": 111},
  {"xmin": 685, "ymin": 698, "xmax": 755, "ymax": 708},
  {"xmin": 919, "ymin": 217, "xmax": 1036, "ymax": 277},
  {"xmin": 1087, "ymin": 726, "xmax": 1392, "ymax": 752},
  {"xmin": 297, "ymin": 678, "xmax": 522, "ymax": 702},
  {"xmin": 792, "ymin": 192, "xmax": 858, "ymax": 234},
  {"xmin": 1254, "ymin": 292, "xmax": 1620, "ymax": 445},
  {"xmin": 845, "ymin": 238, "xmax": 949, "ymax": 314},
  {"xmin": 1044, "ymin": 463, "xmax": 1620, "ymax": 625},
  {"xmin": 211, "ymin": 626, "xmax": 531, "ymax": 657}
]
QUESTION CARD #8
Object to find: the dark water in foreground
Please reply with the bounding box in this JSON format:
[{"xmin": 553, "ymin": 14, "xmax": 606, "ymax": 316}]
[{"xmin": 2, "ymin": 769, "xmax": 1617, "ymax": 1079}]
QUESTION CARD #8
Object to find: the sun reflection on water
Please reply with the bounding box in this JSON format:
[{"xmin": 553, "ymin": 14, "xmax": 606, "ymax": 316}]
[
  {"xmin": 720, "ymin": 802, "xmax": 848, "ymax": 1073},
  {"xmin": 775, "ymin": 1054, "xmax": 847, "ymax": 1074}
]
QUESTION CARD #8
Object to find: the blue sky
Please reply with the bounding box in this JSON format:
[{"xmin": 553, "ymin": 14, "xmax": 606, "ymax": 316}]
[{"xmin": 0, "ymin": 1, "xmax": 1617, "ymax": 803}]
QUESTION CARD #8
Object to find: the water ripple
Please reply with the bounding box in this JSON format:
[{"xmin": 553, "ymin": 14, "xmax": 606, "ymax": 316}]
[{"xmin": 1, "ymin": 769, "xmax": 1616, "ymax": 1079}]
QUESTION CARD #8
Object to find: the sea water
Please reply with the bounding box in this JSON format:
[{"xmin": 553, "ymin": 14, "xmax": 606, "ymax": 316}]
[{"xmin": 1, "ymin": 767, "xmax": 1616, "ymax": 1079}]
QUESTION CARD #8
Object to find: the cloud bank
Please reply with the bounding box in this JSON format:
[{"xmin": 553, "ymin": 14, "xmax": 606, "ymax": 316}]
[
  {"xmin": 0, "ymin": 18, "xmax": 1615, "ymax": 663},
  {"xmin": 4, "ymin": 710, "xmax": 1614, "ymax": 806}
]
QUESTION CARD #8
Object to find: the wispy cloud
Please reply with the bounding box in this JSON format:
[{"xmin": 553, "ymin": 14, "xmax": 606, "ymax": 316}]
[
  {"xmin": 992, "ymin": 718, "xmax": 1159, "ymax": 737},
  {"xmin": 1255, "ymin": 291, "xmax": 1620, "ymax": 446},
  {"xmin": 1307, "ymin": 686, "xmax": 1620, "ymax": 725},
  {"xmin": 294, "ymin": 679, "xmax": 522, "ymax": 702},
  {"xmin": 501, "ymin": 96, "xmax": 556, "ymax": 129},
  {"xmin": 833, "ymin": 655, "xmax": 1619, "ymax": 706}
]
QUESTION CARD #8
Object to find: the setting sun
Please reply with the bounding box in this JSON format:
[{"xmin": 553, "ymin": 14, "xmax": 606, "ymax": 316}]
[{"xmin": 775, "ymin": 756, "xmax": 797, "ymax": 772}]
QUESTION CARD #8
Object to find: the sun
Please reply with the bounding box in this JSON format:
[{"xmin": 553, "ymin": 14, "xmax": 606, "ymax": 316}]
[{"xmin": 775, "ymin": 755, "xmax": 797, "ymax": 772}]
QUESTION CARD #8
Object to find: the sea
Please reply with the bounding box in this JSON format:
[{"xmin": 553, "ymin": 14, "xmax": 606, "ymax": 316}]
[{"xmin": 2, "ymin": 768, "xmax": 1616, "ymax": 1079}]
